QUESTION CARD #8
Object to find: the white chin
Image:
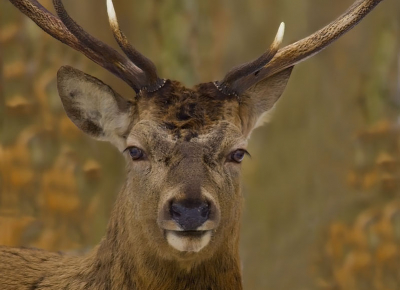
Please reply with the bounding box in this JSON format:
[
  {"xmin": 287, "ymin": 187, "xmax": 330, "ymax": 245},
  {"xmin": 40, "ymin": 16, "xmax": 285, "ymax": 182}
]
[{"xmin": 166, "ymin": 231, "xmax": 212, "ymax": 252}]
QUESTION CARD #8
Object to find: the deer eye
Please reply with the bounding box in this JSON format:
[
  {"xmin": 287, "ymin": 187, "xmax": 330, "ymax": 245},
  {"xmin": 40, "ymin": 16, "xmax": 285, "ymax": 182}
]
[
  {"xmin": 228, "ymin": 149, "xmax": 249, "ymax": 163},
  {"xmin": 125, "ymin": 147, "xmax": 145, "ymax": 160}
]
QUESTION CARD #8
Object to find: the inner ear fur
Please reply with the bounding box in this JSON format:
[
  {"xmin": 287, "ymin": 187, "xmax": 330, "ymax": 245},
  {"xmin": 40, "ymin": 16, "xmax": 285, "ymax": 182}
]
[
  {"xmin": 239, "ymin": 66, "xmax": 293, "ymax": 137},
  {"xmin": 57, "ymin": 66, "xmax": 133, "ymax": 147}
]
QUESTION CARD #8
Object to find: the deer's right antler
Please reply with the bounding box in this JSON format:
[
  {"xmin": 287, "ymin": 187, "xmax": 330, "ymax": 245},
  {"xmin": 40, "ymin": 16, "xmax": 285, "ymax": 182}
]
[{"xmin": 9, "ymin": 0, "xmax": 163, "ymax": 94}]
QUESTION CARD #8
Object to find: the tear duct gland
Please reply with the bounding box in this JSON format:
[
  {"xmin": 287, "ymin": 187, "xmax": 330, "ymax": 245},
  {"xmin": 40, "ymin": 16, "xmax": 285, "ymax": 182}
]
[{"xmin": 1, "ymin": 0, "xmax": 386, "ymax": 289}]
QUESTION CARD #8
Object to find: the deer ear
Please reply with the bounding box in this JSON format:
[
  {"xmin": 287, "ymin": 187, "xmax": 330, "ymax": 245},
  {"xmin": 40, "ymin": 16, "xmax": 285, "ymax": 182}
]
[
  {"xmin": 239, "ymin": 66, "xmax": 293, "ymax": 137},
  {"xmin": 57, "ymin": 66, "xmax": 133, "ymax": 148}
]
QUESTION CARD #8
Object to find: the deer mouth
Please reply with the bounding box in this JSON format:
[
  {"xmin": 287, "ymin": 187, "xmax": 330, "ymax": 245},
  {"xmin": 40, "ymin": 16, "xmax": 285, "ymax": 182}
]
[
  {"xmin": 165, "ymin": 230, "xmax": 212, "ymax": 253},
  {"xmin": 170, "ymin": 230, "xmax": 209, "ymax": 238}
]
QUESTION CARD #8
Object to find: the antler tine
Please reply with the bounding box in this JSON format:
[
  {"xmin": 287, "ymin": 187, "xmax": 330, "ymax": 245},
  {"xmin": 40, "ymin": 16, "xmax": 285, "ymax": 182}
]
[
  {"xmin": 52, "ymin": 0, "xmax": 149, "ymax": 92},
  {"xmin": 215, "ymin": 22, "xmax": 285, "ymax": 96},
  {"xmin": 221, "ymin": 0, "xmax": 385, "ymax": 96},
  {"xmin": 106, "ymin": 0, "xmax": 164, "ymax": 92}
]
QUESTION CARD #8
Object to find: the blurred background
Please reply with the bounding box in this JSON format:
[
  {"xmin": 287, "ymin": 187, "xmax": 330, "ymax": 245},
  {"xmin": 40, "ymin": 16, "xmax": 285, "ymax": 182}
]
[{"xmin": 0, "ymin": 0, "xmax": 399, "ymax": 289}]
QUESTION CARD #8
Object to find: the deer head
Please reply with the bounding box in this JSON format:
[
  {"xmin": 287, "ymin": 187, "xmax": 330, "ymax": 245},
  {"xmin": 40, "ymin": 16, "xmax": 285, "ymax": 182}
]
[{"xmin": 9, "ymin": 0, "xmax": 384, "ymax": 273}]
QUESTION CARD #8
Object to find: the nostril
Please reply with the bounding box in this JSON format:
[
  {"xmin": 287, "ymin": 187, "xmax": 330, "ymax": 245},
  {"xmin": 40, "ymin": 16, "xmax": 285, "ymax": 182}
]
[
  {"xmin": 170, "ymin": 203, "xmax": 182, "ymax": 218},
  {"xmin": 169, "ymin": 200, "xmax": 211, "ymax": 230},
  {"xmin": 200, "ymin": 203, "xmax": 210, "ymax": 218}
]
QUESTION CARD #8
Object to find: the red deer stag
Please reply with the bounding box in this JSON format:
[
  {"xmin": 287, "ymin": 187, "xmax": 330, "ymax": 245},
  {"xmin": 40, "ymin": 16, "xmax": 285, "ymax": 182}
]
[{"xmin": 1, "ymin": 0, "xmax": 386, "ymax": 289}]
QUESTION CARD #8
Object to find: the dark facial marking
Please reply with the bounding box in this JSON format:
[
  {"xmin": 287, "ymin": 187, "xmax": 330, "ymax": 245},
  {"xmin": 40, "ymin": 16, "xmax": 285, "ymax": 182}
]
[
  {"xmin": 69, "ymin": 90, "xmax": 79, "ymax": 98},
  {"xmin": 184, "ymin": 131, "xmax": 199, "ymax": 142},
  {"xmin": 163, "ymin": 122, "xmax": 178, "ymax": 131},
  {"xmin": 141, "ymin": 80, "xmax": 239, "ymax": 140}
]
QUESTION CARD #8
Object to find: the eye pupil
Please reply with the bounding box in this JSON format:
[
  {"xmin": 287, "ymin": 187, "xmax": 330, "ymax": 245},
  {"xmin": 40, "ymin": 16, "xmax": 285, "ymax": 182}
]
[
  {"xmin": 128, "ymin": 147, "xmax": 144, "ymax": 160},
  {"xmin": 232, "ymin": 150, "xmax": 246, "ymax": 163}
]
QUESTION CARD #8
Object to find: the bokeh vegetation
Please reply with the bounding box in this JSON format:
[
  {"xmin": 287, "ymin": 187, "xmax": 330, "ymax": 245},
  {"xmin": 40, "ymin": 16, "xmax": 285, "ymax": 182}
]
[{"xmin": 0, "ymin": 0, "xmax": 399, "ymax": 289}]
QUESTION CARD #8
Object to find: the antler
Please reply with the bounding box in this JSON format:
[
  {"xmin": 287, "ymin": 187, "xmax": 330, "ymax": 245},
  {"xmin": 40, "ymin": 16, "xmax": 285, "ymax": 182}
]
[
  {"xmin": 215, "ymin": 23, "xmax": 285, "ymax": 96},
  {"xmin": 106, "ymin": 0, "xmax": 164, "ymax": 91},
  {"xmin": 216, "ymin": 0, "xmax": 385, "ymax": 96},
  {"xmin": 8, "ymin": 0, "xmax": 163, "ymax": 93}
]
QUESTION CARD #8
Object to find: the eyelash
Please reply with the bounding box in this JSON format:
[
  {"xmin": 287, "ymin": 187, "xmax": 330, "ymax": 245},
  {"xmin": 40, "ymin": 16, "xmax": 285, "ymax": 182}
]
[
  {"xmin": 227, "ymin": 149, "xmax": 250, "ymax": 163},
  {"xmin": 124, "ymin": 146, "xmax": 146, "ymax": 161}
]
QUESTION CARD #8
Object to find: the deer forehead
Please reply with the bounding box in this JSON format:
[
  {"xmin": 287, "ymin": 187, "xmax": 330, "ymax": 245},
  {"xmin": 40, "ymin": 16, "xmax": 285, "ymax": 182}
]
[
  {"xmin": 135, "ymin": 80, "xmax": 242, "ymax": 133},
  {"xmin": 127, "ymin": 119, "xmax": 246, "ymax": 159}
]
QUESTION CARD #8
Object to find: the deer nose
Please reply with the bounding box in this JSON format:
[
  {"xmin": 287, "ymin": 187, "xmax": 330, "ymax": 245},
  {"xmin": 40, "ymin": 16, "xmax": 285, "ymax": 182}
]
[{"xmin": 170, "ymin": 199, "xmax": 210, "ymax": 231}]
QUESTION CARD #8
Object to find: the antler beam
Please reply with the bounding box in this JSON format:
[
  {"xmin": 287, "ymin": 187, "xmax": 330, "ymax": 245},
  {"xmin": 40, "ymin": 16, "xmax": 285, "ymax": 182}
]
[
  {"xmin": 218, "ymin": 0, "xmax": 384, "ymax": 96},
  {"xmin": 8, "ymin": 0, "xmax": 163, "ymax": 93}
]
